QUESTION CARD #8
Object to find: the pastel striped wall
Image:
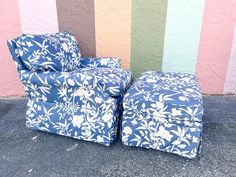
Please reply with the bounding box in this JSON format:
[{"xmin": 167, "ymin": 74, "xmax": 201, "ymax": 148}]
[
  {"xmin": 94, "ymin": 0, "xmax": 131, "ymax": 68},
  {"xmin": 0, "ymin": 0, "xmax": 24, "ymax": 96},
  {"xmin": 56, "ymin": 0, "xmax": 96, "ymax": 57},
  {"xmin": 18, "ymin": 0, "xmax": 58, "ymax": 34},
  {"xmin": 224, "ymin": 25, "xmax": 236, "ymax": 94},
  {"xmin": 131, "ymin": 0, "xmax": 167, "ymax": 76},
  {"xmin": 162, "ymin": 0, "xmax": 204, "ymax": 74},
  {"xmin": 196, "ymin": 0, "xmax": 236, "ymax": 94},
  {"xmin": 1, "ymin": 0, "xmax": 236, "ymax": 96}
]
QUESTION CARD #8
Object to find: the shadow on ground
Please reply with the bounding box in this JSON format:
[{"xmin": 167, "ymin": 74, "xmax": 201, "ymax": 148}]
[{"xmin": 0, "ymin": 96, "xmax": 236, "ymax": 177}]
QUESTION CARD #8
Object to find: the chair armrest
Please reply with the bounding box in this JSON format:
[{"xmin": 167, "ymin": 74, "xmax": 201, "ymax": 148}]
[
  {"xmin": 19, "ymin": 68, "xmax": 133, "ymax": 98},
  {"xmin": 19, "ymin": 70, "xmax": 95, "ymax": 88},
  {"xmin": 79, "ymin": 57, "xmax": 121, "ymax": 69},
  {"xmin": 85, "ymin": 68, "xmax": 133, "ymax": 97}
]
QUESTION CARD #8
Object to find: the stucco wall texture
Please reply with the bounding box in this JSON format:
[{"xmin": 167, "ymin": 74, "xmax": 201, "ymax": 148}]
[
  {"xmin": 0, "ymin": 0, "xmax": 236, "ymax": 96},
  {"xmin": 0, "ymin": 0, "xmax": 24, "ymax": 96},
  {"xmin": 95, "ymin": 0, "xmax": 131, "ymax": 68},
  {"xmin": 131, "ymin": 0, "xmax": 167, "ymax": 77},
  {"xmin": 57, "ymin": 0, "xmax": 96, "ymax": 57}
]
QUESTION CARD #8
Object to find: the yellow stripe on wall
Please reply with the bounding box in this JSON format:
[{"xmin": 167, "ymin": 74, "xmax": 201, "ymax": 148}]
[{"xmin": 94, "ymin": 0, "xmax": 131, "ymax": 68}]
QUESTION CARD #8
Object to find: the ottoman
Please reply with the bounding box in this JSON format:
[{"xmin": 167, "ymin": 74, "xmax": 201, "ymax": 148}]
[{"xmin": 121, "ymin": 71, "xmax": 203, "ymax": 158}]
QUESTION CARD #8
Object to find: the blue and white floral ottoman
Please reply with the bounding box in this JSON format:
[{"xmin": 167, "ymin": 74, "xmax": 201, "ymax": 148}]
[{"xmin": 121, "ymin": 71, "xmax": 203, "ymax": 158}]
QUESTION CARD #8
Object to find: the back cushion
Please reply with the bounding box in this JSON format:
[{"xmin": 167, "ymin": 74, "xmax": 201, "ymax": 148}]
[{"xmin": 16, "ymin": 32, "xmax": 81, "ymax": 72}]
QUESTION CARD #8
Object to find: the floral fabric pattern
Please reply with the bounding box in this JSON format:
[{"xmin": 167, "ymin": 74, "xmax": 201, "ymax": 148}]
[
  {"xmin": 79, "ymin": 57, "xmax": 121, "ymax": 69},
  {"xmin": 121, "ymin": 71, "xmax": 203, "ymax": 158},
  {"xmin": 15, "ymin": 32, "xmax": 81, "ymax": 72},
  {"xmin": 7, "ymin": 36, "xmax": 133, "ymax": 146}
]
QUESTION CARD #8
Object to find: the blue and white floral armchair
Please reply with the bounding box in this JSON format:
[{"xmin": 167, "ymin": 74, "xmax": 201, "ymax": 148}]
[{"xmin": 7, "ymin": 32, "xmax": 133, "ymax": 146}]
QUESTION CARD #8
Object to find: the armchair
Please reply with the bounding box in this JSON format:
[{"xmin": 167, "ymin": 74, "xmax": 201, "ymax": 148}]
[{"xmin": 7, "ymin": 32, "xmax": 133, "ymax": 146}]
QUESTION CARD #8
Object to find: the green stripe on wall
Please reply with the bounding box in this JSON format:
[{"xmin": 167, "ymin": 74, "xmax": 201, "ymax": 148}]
[{"xmin": 131, "ymin": 0, "xmax": 168, "ymax": 77}]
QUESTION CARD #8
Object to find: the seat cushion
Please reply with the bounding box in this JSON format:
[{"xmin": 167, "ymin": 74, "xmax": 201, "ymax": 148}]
[
  {"xmin": 123, "ymin": 71, "xmax": 203, "ymax": 125},
  {"xmin": 88, "ymin": 68, "xmax": 133, "ymax": 97},
  {"xmin": 16, "ymin": 32, "xmax": 81, "ymax": 72}
]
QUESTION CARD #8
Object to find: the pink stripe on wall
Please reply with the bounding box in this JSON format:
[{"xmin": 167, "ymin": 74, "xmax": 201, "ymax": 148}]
[
  {"xmin": 224, "ymin": 25, "xmax": 236, "ymax": 94},
  {"xmin": 0, "ymin": 0, "xmax": 24, "ymax": 96},
  {"xmin": 196, "ymin": 0, "xmax": 236, "ymax": 94},
  {"xmin": 18, "ymin": 0, "xmax": 58, "ymax": 34}
]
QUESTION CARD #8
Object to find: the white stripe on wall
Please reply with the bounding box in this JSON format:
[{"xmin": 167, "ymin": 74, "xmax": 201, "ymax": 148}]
[{"xmin": 18, "ymin": 0, "xmax": 58, "ymax": 34}]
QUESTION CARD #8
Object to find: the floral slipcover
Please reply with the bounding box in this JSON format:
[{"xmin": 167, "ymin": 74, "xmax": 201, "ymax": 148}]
[
  {"xmin": 7, "ymin": 33, "xmax": 133, "ymax": 146},
  {"xmin": 79, "ymin": 57, "xmax": 121, "ymax": 69},
  {"xmin": 15, "ymin": 32, "xmax": 81, "ymax": 72},
  {"xmin": 121, "ymin": 71, "xmax": 203, "ymax": 158}
]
